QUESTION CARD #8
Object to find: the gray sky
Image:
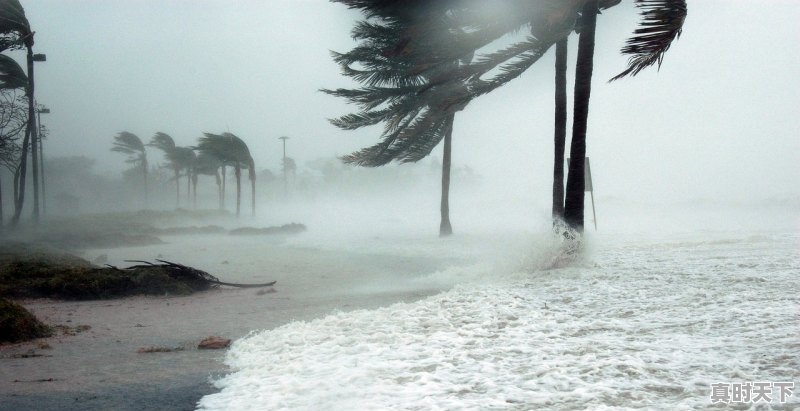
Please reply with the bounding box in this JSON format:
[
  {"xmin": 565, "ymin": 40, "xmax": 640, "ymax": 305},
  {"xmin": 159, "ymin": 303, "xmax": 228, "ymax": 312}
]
[{"xmin": 22, "ymin": 0, "xmax": 800, "ymax": 205}]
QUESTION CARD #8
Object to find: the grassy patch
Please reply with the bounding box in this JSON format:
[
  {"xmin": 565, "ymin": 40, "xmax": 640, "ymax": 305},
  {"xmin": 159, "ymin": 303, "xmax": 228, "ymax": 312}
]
[{"xmin": 0, "ymin": 298, "xmax": 52, "ymax": 343}]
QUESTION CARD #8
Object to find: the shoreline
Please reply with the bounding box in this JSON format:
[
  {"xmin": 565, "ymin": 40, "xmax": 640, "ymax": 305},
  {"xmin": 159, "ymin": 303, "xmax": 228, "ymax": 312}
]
[{"xmin": 0, "ymin": 235, "xmax": 456, "ymax": 411}]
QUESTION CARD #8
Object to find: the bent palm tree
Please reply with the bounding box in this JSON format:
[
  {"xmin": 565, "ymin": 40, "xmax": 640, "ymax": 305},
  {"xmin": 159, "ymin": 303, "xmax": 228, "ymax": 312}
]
[
  {"xmin": 195, "ymin": 133, "xmax": 255, "ymax": 217},
  {"xmin": 331, "ymin": 0, "xmax": 687, "ymax": 234},
  {"xmin": 111, "ymin": 132, "xmax": 148, "ymax": 205},
  {"xmin": 148, "ymin": 132, "xmax": 180, "ymax": 206}
]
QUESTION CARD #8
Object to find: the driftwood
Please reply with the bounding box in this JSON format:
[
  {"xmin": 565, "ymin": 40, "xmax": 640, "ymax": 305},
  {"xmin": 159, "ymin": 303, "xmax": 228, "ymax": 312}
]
[{"xmin": 118, "ymin": 259, "xmax": 277, "ymax": 288}]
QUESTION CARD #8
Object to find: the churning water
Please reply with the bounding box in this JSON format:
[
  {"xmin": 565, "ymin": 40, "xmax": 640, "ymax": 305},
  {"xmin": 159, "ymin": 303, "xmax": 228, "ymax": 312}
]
[{"xmin": 197, "ymin": 226, "xmax": 799, "ymax": 410}]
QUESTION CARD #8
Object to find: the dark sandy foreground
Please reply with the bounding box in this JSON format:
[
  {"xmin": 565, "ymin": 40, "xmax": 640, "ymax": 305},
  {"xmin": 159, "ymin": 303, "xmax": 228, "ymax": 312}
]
[{"xmin": 0, "ymin": 235, "xmax": 458, "ymax": 411}]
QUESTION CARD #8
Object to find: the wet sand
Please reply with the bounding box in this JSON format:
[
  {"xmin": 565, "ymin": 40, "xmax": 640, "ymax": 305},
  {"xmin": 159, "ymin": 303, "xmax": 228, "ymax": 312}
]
[{"xmin": 0, "ymin": 235, "xmax": 455, "ymax": 411}]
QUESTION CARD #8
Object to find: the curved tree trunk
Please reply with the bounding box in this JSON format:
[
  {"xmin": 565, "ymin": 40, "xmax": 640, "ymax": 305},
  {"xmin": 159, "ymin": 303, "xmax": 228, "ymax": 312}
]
[
  {"xmin": 564, "ymin": 0, "xmax": 598, "ymax": 233},
  {"xmin": 235, "ymin": 163, "xmax": 241, "ymax": 217},
  {"xmin": 439, "ymin": 114, "xmax": 455, "ymax": 237},
  {"xmin": 552, "ymin": 38, "xmax": 568, "ymax": 224}
]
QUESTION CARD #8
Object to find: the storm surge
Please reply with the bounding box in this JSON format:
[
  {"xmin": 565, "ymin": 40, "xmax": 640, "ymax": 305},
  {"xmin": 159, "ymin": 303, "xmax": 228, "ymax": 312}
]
[{"xmin": 197, "ymin": 228, "xmax": 799, "ymax": 410}]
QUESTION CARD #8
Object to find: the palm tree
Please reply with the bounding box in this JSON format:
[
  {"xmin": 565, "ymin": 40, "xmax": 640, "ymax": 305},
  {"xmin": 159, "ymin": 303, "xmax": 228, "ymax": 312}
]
[
  {"xmin": 192, "ymin": 151, "xmax": 223, "ymax": 209},
  {"xmin": 111, "ymin": 132, "xmax": 148, "ymax": 205},
  {"xmin": 332, "ymin": 0, "xmax": 687, "ymax": 234},
  {"xmin": 325, "ymin": 8, "xmax": 475, "ymax": 237},
  {"xmin": 563, "ymin": 1, "xmax": 598, "ymax": 233},
  {"xmin": 173, "ymin": 146, "xmax": 196, "ymax": 206},
  {"xmin": 148, "ymin": 132, "xmax": 180, "ymax": 206},
  {"xmin": 195, "ymin": 133, "xmax": 255, "ymax": 217}
]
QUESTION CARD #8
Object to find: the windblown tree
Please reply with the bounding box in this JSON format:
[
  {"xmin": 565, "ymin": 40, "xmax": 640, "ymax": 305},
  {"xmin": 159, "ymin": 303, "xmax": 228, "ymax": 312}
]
[
  {"xmin": 195, "ymin": 133, "xmax": 255, "ymax": 217},
  {"xmin": 0, "ymin": 87, "xmax": 26, "ymax": 226},
  {"xmin": 330, "ymin": 0, "xmax": 687, "ymax": 235},
  {"xmin": 0, "ymin": 0, "xmax": 38, "ymax": 225},
  {"xmin": 111, "ymin": 132, "xmax": 148, "ymax": 205},
  {"xmin": 325, "ymin": 4, "xmax": 477, "ymax": 237},
  {"xmin": 192, "ymin": 151, "xmax": 223, "ymax": 209},
  {"xmin": 148, "ymin": 132, "xmax": 197, "ymax": 208},
  {"xmin": 148, "ymin": 132, "xmax": 181, "ymax": 206}
]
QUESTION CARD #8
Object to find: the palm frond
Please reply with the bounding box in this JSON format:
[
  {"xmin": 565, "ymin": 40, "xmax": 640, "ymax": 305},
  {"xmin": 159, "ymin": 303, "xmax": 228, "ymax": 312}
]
[
  {"xmin": 148, "ymin": 132, "xmax": 176, "ymax": 152},
  {"xmin": 0, "ymin": 0, "xmax": 31, "ymax": 50},
  {"xmin": 111, "ymin": 131, "xmax": 145, "ymax": 158},
  {"xmin": 610, "ymin": 0, "xmax": 687, "ymax": 81},
  {"xmin": 0, "ymin": 54, "xmax": 26, "ymax": 90}
]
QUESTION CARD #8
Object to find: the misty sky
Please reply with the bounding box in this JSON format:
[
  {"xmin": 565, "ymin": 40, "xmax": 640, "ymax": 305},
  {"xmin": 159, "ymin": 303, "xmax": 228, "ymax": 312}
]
[{"xmin": 19, "ymin": 0, "xmax": 800, "ymax": 205}]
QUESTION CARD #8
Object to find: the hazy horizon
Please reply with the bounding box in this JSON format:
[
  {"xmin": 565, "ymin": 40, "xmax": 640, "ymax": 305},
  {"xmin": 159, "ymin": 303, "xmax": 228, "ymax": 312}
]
[{"xmin": 10, "ymin": 0, "xmax": 800, "ymax": 210}]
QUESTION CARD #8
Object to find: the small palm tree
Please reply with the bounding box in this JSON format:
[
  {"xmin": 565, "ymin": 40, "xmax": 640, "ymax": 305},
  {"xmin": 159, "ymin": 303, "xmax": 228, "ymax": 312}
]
[
  {"xmin": 195, "ymin": 133, "xmax": 256, "ymax": 217},
  {"xmin": 111, "ymin": 132, "xmax": 148, "ymax": 205}
]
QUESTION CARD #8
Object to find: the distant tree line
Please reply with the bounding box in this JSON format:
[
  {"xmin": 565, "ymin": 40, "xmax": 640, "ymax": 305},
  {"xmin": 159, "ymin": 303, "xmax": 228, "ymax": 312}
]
[{"xmin": 111, "ymin": 131, "xmax": 256, "ymax": 217}]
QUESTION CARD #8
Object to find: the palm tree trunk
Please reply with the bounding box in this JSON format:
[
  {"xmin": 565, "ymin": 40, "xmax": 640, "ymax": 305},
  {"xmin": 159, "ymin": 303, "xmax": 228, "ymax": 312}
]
[
  {"xmin": 221, "ymin": 166, "xmax": 226, "ymax": 210},
  {"xmin": 11, "ymin": 127, "xmax": 31, "ymax": 226},
  {"xmin": 174, "ymin": 168, "xmax": 180, "ymax": 207},
  {"xmin": 235, "ymin": 163, "xmax": 241, "ymax": 217},
  {"xmin": 552, "ymin": 38, "xmax": 568, "ymax": 223},
  {"xmin": 439, "ymin": 114, "xmax": 455, "ymax": 237},
  {"xmin": 250, "ymin": 173, "xmax": 256, "ymax": 217},
  {"xmin": 563, "ymin": 0, "xmax": 598, "ymax": 233},
  {"xmin": 186, "ymin": 170, "xmax": 191, "ymax": 206},
  {"xmin": 215, "ymin": 170, "xmax": 222, "ymax": 209},
  {"xmin": 142, "ymin": 157, "xmax": 148, "ymax": 208},
  {"xmin": 192, "ymin": 174, "xmax": 198, "ymax": 209}
]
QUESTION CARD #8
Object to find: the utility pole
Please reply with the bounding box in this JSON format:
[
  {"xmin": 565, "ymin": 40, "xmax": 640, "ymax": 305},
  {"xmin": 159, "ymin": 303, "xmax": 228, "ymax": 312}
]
[
  {"xmin": 278, "ymin": 136, "xmax": 289, "ymax": 198},
  {"xmin": 37, "ymin": 106, "xmax": 50, "ymax": 216}
]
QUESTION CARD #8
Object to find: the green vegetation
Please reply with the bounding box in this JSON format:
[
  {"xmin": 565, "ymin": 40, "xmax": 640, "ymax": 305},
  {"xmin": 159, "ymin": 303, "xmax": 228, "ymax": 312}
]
[
  {"xmin": 0, "ymin": 246, "xmax": 215, "ymax": 300},
  {"xmin": 0, "ymin": 297, "xmax": 52, "ymax": 343}
]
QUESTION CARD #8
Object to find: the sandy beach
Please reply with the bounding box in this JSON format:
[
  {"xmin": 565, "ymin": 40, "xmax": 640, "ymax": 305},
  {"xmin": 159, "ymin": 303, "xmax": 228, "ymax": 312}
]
[{"xmin": 0, "ymin": 233, "xmax": 460, "ymax": 411}]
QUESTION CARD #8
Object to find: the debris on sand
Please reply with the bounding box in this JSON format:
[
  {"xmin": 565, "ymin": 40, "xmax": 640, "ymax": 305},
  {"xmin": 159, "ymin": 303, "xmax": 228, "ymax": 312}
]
[
  {"xmin": 0, "ymin": 298, "xmax": 53, "ymax": 343},
  {"xmin": 198, "ymin": 336, "xmax": 231, "ymax": 349},
  {"xmin": 137, "ymin": 346, "xmax": 185, "ymax": 354},
  {"xmin": 0, "ymin": 246, "xmax": 276, "ymax": 300}
]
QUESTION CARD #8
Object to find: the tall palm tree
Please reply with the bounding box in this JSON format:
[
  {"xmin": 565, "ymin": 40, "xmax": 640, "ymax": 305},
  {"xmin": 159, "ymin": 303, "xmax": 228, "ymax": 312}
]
[
  {"xmin": 563, "ymin": 1, "xmax": 598, "ymax": 233},
  {"xmin": 111, "ymin": 132, "xmax": 148, "ymax": 205},
  {"xmin": 148, "ymin": 132, "xmax": 180, "ymax": 206},
  {"xmin": 332, "ymin": 0, "xmax": 687, "ymax": 234},
  {"xmin": 325, "ymin": 8, "xmax": 475, "ymax": 237},
  {"xmin": 173, "ymin": 146, "xmax": 196, "ymax": 206},
  {"xmin": 195, "ymin": 133, "xmax": 255, "ymax": 217}
]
